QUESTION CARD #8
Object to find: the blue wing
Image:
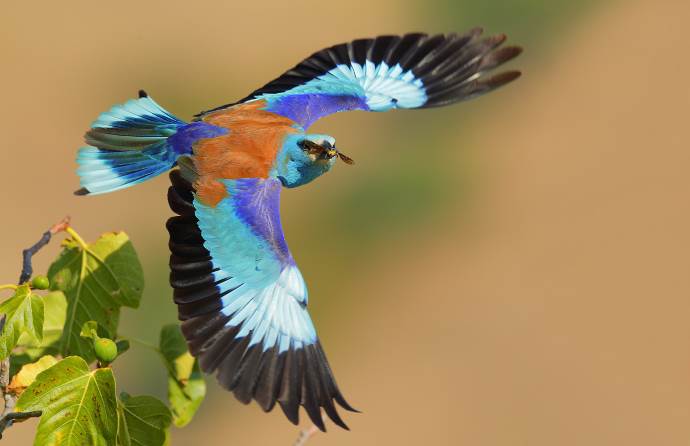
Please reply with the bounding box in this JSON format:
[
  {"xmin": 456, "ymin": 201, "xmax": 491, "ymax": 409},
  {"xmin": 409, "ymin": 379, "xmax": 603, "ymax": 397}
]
[
  {"xmin": 196, "ymin": 30, "xmax": 522, "ymax": 128},
  {"xmin": 166, "ymin": 171, "xmax": 354, "ymax": 431}
]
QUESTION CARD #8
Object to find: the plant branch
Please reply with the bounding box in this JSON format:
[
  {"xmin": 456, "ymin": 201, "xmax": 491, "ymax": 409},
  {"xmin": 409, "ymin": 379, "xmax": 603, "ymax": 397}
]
[
  {"xmin": 0, "ymin": 217, "xmax": 70, "ymax": 439},
  {"xmin": 126, "ymin": 336, "xmax": 159, "ymax": 352},
  {"xmin": 0, "ymin": 340, "xmax": 41, "ymax": 438},
  {"xmin": 0, "ymin": 411, "xmax": 42, "ymax": 439},
  {"xmin": 0, "ymin": 316, "xmax": 38, "ymax": 440},
  {"xmin": 18, "ymin": 216, "xmax": 71, "ymax": 284},
  {"xmin": 64, "ymin": 226, "xmax": 87, "ymax": 250}
]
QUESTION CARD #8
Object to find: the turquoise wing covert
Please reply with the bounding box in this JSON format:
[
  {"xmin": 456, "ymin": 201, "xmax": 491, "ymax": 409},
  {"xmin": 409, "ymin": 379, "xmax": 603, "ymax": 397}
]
[
  {"xmin": 167, "ymin": 171, "xmax": 355, "ymax": 431},
  {"xmin": 196, "ymin": 30, "xmax": 522, "ymax": 128}
]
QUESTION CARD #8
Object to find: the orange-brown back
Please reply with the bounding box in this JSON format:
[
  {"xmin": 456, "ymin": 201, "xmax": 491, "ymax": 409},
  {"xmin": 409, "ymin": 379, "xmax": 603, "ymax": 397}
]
[{"xmin": 192, "ymin": 100, "xmax": 298, "ymax": 206}]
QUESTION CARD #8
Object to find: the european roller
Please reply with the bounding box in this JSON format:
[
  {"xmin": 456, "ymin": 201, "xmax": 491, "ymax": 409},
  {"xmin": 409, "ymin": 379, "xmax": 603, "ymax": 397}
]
[{"xmin": 75, "ymin": 30, "xmax": 522, "ymax": 431}]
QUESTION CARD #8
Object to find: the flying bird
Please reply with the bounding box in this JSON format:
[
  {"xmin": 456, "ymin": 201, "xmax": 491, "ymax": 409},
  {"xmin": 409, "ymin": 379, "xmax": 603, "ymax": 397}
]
[{"xmin": 75, "ymin": 30, "xmax": 522, "ymax": 431}]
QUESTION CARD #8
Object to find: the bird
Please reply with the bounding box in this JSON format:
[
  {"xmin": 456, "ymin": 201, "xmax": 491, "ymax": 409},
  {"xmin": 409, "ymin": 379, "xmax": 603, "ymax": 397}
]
[{"xmin": 75, "ymin": 30, "xmax": 522, "ymax": 431}]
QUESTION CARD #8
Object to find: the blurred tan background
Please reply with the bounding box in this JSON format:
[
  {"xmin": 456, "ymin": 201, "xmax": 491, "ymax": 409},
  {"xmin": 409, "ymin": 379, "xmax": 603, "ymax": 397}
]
[{"xmin": 2, "ymin": 0, "xmax": 690, "ymax": 444}]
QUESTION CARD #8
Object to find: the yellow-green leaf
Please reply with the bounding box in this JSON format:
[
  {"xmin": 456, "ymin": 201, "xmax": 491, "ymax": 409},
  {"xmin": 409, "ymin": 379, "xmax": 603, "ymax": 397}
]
[
  {"xmin": 80, "ymin": 320, "xmax": 100, "ymax": 340},
  {"xmin": 117, "ymin": 393, "xmax": 172, "ymax": 446},
  {"xmin": 159, "ymin": 324, "xmax": 206, "ymax": 427},
  {"xmin": 48, "ymin": 231, "xmax": 143, "ymax": 361},
  {"xmin": 7, "ymin": 355, "xmax": 58, "ymax": 395},
  {"xmin": 0, "ymin": 284, "xmax": 43, "ymax": 359},
  {"xmin": 16, "ymin": 356, "xmax": 118, "ymax": 446},
  {"xmin": 11, "ymin": 291, "xmax": 67, "ymax": 375},
  {"xmin": 20, "ymin": 291, "xmax": 67, "ymax": 353},
  {"xmin": 38, "ymin": 291, "xmax": 67, "ymax": 347}
]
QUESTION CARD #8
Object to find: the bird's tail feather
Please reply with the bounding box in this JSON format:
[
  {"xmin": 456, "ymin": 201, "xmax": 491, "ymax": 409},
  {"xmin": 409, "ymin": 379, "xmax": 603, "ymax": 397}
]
[{"xmin": 75, "ymin": 91, "xmax": 186, "ymax": 195}]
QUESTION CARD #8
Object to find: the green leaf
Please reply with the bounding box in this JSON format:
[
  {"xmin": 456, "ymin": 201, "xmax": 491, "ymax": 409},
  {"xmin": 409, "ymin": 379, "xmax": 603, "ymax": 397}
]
[
  {"xmin": 159, "ymin": 324, "xmax": 206, "ymax": 427},
  {"xmin": 117, "ymin": 393, "xmax": 172, "ymax": 446},
  {"xmin": 48, "ymin": 232, "xmax": 144, "ymax": 361},
  {"xmin": 0, "ymin": 284, "xmax": 44, "ymax": 359},
  {"xmin": 116, "ymin": 339, "xmax": 130, "ymax": 355},
  {"xmin": 80, "ymin": 320, "xmax": 99, "ymax": 340},
  {"xmin": 11, "ymin": 292, "xmax": 67, "ymax": 375},
  {"xmin": 79, "ymin": 320, "xmax": 110, "ymax": 342},
  {"xmin": 38, "ymin": 291, "xmax": 67, "ymax": 347},
  {"xmin": 16, "ymin": 356, "xmax": 118, "ymax": 446},
  {"xmin": 19, "ymin": 291, "xmax": 68, "ymax": 354},
  {"xmin": 7, "ymin": 355, "xmax": 58, "ymax": 395}
]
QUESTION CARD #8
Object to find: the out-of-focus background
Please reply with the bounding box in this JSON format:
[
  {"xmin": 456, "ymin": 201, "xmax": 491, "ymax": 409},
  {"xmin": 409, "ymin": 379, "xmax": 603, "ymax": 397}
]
[{"xmin": 2, "ymin": 0, "xmax": 690, "ymax": 444}]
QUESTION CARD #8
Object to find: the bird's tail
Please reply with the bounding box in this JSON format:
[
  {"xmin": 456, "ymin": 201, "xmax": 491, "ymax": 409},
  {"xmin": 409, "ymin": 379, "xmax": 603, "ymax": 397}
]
[{"xmin": 75, "ymin": 91, "xmax": 186, "ymax": 195}]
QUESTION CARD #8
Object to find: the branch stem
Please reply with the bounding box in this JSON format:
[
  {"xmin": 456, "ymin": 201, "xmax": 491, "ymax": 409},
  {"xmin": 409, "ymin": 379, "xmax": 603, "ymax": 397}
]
[
  {"xmin": 0, "ymin": 217, "xmax": 71, "ymax": 440},
  {"xmin": 126, "ymin": 336, "xmax": 159, "ymax": 352},
  {"xmin": 65, "ymin": 226, "xmax": 87, "ymax": 250},
  {"xmin": 18, "ymin": 216, "xmax": 71, "ymax": 284}
]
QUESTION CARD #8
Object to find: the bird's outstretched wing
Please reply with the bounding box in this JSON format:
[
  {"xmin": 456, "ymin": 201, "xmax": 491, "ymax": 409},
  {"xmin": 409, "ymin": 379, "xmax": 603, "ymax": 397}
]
[
  {"xmin": 167, "ymin": 170, "xmax": 355, "ymax": 431},
  {"xmin": 196, "ymin": 30, "xmax": 521, "ymax": 128}
]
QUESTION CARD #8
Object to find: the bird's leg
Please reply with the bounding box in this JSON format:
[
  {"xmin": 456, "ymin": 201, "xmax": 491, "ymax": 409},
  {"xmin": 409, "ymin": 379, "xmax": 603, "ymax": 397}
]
[{"xmin": 292, "ymin": 424, "xmax": 319, "ymax": 446}]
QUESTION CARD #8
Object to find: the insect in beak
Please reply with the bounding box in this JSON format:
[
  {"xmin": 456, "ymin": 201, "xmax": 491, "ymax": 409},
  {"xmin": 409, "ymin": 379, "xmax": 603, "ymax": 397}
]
[
  {"xmin": 337, "ymin": 151, "xmax": 355, "ymax": 165},
  {"xmin": 326, "ymin": 147, "xmax": 355, "ymax": 165},
  {"xmin": 299, "ymin": 139, "xmax": 354, "ymax": 164}
]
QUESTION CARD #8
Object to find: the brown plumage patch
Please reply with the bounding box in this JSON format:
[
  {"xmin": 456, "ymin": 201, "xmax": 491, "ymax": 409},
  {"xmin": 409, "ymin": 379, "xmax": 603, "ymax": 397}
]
[
  {"xmin": 192, "ymin": 100, "xmax": 297, "ymax": 206},
  {"xmin": 192, "ymin": 177, "xmax": 228, "ymax": 206}
]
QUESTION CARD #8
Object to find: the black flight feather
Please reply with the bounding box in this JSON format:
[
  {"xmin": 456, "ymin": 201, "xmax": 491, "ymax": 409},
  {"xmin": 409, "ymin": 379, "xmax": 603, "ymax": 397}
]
[{"xmin": 196, "ymin": 29, "xmax": 521, "ymax": 117}]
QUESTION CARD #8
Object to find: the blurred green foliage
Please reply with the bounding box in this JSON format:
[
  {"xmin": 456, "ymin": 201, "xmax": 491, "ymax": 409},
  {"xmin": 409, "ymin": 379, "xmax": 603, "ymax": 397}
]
[{"xmin": 430, "ymin": 0, "xmax": 599, "ymax": 46}]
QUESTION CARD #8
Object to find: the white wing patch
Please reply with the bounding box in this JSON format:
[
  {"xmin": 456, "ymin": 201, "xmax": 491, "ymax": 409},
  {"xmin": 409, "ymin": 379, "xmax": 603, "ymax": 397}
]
[
  {"xmin": 220, "ymin": 265, "xmax": 316, "ymax": 352},
  {"xmin": 286, "ymin": 60, "xmax": 427, "ymax": 112},
  {"xmin": 195, "ymin": 187, "xmax": 317, "ymax": 354}
]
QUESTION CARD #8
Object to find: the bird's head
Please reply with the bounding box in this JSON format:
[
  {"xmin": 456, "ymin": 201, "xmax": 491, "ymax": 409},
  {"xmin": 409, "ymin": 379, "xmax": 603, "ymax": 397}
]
[
  {"xmin": 274, "ymin": 133, "xmax": 354, "ymax": 188},
  {"xmin": 296, "ymin": 135, "xmax": 354, "ymax": 165}
]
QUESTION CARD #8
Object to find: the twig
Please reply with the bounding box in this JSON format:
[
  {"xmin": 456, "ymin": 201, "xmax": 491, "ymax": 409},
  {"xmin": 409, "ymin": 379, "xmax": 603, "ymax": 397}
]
[
  {"xmin": 0, "ymin": 217, "xmax": 70, "ymax": 439},
  {"xmin": 293, "ymin": 425, "xmax": 319, "ymax": 446},
  {"xmin": 0, "ymin": 411, "xmax": 42, "ymax": 438},
  {"xmin": 0, "ymin": 316, "xmax": 36, "ymax": 439},
  {"xmin": 18, "ymin": 216, "xmax": 71, "ymax": 284}
]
